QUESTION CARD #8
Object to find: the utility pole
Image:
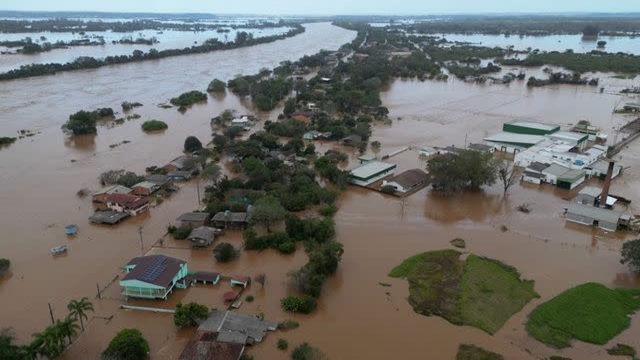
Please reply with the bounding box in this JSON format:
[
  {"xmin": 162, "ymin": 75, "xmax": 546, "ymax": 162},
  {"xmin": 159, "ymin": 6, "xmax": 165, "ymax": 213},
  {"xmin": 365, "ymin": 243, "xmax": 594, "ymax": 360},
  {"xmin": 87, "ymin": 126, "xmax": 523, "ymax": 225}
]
[
  {"xmin": 196, "ymin": 179, "xmax": 201, "ymax": 208},
  {"xmin": 138, "ymin": 226, "xmax": 144, "ymax": 250},
  {"xmin": 48, "ymin": 302, "xmax": 55, "ymax": 325}
]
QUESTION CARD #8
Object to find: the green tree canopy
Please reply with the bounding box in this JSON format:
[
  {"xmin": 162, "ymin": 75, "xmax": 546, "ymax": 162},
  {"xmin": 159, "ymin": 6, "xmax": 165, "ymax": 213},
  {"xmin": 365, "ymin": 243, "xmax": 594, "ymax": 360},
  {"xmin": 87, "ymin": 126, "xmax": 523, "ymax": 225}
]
[
  {"xmin": 67, "ymin": 297, "xmax": 94, "ymax": 331},
  {"xmin": 250, "ymin": 196, "xmax": 287, "ymax": 232},
  {"xmin": 184, "ymin": 136, "xmax": 203, "ymax": 153},
  {"xmin": 207, "ymin": 78, "xmax": 226, "ymax": 93},
  {"xmin": 62, "ymin": 110, "xmax": 97, "ymax": 135},
  {"xmin": 621, "ymin": 239, "xmax": 640, "ymax": 272},
  {"xmin": 174, "ymin": 302, "xmax": 209, "ymax": 327},
  {"xmin": 0, "ymin": 259, "xmax": 10, "ymax": 275},
  {"xmin": 213, "ymin": 242, "xmax": 238, "ymax": 263},
  {"xmin": 102, "ymin": 328, "xmax": 149, "ymax": 360},
  {"xmin": 428, "ymin": 150, "xmax": 499, "ymax": 195}
]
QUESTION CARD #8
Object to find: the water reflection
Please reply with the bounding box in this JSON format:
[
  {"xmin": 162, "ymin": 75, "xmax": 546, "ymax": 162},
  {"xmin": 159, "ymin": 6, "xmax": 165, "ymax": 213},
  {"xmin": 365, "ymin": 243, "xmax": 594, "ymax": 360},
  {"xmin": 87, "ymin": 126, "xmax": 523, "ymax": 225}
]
[
  {"xmin": 63, "ymin": 133, "xmax": 96, "ymax": 151},
  {"xmin": 424, "ymin": 189, "xmax": 504, "ymax": 223}
]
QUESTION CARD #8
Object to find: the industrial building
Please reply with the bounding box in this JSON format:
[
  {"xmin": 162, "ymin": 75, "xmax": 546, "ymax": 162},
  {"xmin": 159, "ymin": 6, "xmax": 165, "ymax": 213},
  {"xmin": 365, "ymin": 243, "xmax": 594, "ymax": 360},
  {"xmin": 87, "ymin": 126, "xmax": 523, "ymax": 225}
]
[
  {"xmin": 565, "ymin": 204, "xmax": 623, "ymax": 232},
  {"xmin": 502, "ymin": 120, "xmax": 560, "ymax": 135},
  {"xmin": 348, "ymin": 161, "xmax": 397, "ymax": 187}
]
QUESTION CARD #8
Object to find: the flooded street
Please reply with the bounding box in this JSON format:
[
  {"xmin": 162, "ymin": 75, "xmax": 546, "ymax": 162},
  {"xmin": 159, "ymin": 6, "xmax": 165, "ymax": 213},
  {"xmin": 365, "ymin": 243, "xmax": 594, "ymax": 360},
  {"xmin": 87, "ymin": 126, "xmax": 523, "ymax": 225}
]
[{"xmin": 1, "ymin": 21, "xmax": 640, "ymax": 360}]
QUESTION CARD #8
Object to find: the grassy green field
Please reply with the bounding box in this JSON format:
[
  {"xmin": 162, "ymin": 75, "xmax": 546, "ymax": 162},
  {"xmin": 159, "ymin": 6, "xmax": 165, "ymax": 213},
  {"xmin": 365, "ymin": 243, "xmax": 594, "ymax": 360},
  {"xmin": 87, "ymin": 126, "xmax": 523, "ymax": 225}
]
[
  {"xmin": 456, "ymin": 344, "xmax": 504, "ymax": 360},
  {"xmin": 389, "ymin": 250, "xmax": 538, "ymax": 334},
  {"xmin": 458, "ymin": 255, "xmax": 538, "ymax": 334},
  {"xmin": 526, "ymin": 283, "xmax": 640, "ymax": 348},
  {"xmin": 389, "ymin": 250, "xmax": 464, "ymax": 323}
]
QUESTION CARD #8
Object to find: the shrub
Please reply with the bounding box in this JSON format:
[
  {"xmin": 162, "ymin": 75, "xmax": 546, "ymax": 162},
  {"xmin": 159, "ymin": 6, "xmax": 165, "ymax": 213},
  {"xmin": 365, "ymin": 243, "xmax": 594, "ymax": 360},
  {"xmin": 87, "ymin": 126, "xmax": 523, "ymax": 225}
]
[
  {"xmin": 277, "ymin": 339, "xmax": 289, "ymax": 350},
  {"xmin": 277, "ymin": 241, "xmax": 296, "ymax": 254},
  {"xmin": 141, "ymin": 120, "xmax": 168, "ymax": 132},
  {"xmin": 246, "ymin": 295, "xmax": 255, "ymax": 302},
  {"xmin": 318, "ymin": 204, "xmax": 338, "ymax": 217},
  {"xmin": 0, "ymin": 258, "xmax": 10, "ymax": 274},
  {"xmin": 102, "ymin": 328, "xmax": 149, "ymax": 360},
  {"xmin": 173, "ymin": 227, "xmax": 192, "ymax": 240},
  {"xmin": 0, "ymin": 137, "xmax": 17, "ymax": 145},
  {"xmin": 207, "ymin": 79, "xmax": 226, "ymax": 93},
  {"xmin": 62, "ymin": 110, "xmax": 98, "ymax": 135},
  {"xmin": 280, "ymin": 295, "xmax": 317, "ymax": 314},
  {"xmin": 277, "ymin": 319, "xmax": 300, "ymax": 330},
  {"xmin": 170, "ymin": 90, "xmax": 207, "ymax": 106},
  {"xmin": 174, "ymin": 302, "xmax": 209, "ymax": 326},
  {"xmin": 291, "ymin": 342, "xmax": 321, "ymax": 360},
  {"xmin": 184, "ymin": 136, "xmax": 203, "ymax": 153},
  {"xmin": 606, "ymin": 343, "xmax": 636, "ymax": 357},
  {"xmin": 621, "ymin": 239, "xmax": 640, "ymax": 273},
  {"xmin": 214, "ymin": 242, "xmax": 238, "ymax": 262}
]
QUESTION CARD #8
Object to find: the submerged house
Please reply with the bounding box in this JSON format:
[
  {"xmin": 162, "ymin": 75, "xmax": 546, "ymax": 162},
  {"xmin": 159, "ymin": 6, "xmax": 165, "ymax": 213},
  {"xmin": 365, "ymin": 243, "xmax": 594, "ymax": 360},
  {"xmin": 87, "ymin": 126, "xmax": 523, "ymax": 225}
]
[
  {"xmin": 348, "ymin": 161, "xmax": 397, "ymax": 187},
  {"xmin": 177, "ymin": 212, "xmax": 211, "ymax": 228},
  {"xmin": 164, "ymin": 155, "xmax": 195, "ymax": 173},
  {"xmin": 105, "ymin": 193, "xmax": 149, "ymax": 216},
  {"xmin": 92, "ymin": 185, "xmax": 133, "ymax": 203},
  {"xmin": 189, "ymin": 226, "xmax": 219, "ymax": 247},
  {"xmin": 120, "ymin": 254, "xmax": 189, "ymax": 299},
  {"xmin": 212, "ymin": 211, "xmax": 250, "ymax": 229},
  {"xmin": 565, "ymin": 204, "xmax": 623, "ymax": 232},
  {"xmin": 381, "ymin": 169, "xmax": 430, "ymax": 194},
  {"xmin": 131, "ymin": 181, "xmax": 160, "ymax": 196}
]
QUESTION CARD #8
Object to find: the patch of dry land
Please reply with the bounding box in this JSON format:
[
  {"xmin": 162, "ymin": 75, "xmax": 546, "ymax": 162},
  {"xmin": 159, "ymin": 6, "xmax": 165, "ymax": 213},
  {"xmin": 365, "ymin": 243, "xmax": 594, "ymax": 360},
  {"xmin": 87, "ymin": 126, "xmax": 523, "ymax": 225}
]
[{"xmin": 389, "ymin": 249, "xmax": 539, "ymax": 334}]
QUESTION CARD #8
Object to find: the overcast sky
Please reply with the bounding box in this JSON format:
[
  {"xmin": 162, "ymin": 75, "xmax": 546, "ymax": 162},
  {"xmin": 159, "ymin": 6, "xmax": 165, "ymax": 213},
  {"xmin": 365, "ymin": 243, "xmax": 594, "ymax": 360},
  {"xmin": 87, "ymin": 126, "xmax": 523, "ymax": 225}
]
[{"xmin": 4, "ymin": 0, "xmax": 640, "ymax": 15}]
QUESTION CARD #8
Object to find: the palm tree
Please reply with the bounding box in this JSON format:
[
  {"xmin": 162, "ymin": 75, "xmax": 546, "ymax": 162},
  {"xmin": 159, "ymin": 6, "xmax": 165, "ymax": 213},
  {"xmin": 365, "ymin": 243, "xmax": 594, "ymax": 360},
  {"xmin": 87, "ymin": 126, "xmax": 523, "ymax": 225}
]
[
  {"xmin": 67, "ymin": 297, "xmax": 94, "ymax": 331},
  {"xmin": 31, "ymin": 325, "xmax": 64, "ymax": 359},
  {"xmin": 58, "ymin": 316, "xmax": 80, "ymax": 345}
]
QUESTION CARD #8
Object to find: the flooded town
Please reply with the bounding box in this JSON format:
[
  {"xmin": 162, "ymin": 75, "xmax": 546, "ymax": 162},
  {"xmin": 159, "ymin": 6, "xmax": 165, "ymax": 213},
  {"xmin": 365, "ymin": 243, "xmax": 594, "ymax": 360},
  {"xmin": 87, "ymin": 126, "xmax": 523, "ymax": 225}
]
[{"xmin": 1, "ymin": 2, "xmax": 640, "ymax": 360}]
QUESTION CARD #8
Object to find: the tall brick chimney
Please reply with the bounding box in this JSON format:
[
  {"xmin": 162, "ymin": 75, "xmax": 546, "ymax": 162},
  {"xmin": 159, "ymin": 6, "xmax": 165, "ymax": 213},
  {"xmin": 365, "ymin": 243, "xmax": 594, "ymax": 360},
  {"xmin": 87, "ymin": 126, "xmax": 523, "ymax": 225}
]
[{"xmin": 600, "ymin": 161, "xmax": 615, "ymax": 208}]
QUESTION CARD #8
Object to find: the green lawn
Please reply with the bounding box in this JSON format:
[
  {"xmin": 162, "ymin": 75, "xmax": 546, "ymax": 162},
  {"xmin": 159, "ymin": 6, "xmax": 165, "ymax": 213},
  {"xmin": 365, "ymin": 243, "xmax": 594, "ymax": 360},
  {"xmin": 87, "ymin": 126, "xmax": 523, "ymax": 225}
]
[
  {"xmin": 389, "ymin": 250, "xmax": 538, "ymax": 334},
  {"xmin": 526, "ymin": 283, "xmax": 640, "ymax": 348},
  {"xmin": 456, "ymin": 344, "xmax": 504, "ymax": 360},
  {"xmin": 389, "ymin": 250, "xmax": 464, "ymax": 323},
  {"xmin": 458, "ymin": 255, "xmax": 538, "ymax": 334}
]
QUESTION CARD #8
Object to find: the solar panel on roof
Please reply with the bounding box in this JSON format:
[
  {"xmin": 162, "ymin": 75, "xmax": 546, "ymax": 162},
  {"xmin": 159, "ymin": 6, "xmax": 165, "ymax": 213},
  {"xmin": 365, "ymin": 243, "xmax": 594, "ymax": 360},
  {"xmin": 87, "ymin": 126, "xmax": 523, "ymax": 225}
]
[{"xmin": 139, "ymin": 256, "xmax": 167, "ymax": 283}]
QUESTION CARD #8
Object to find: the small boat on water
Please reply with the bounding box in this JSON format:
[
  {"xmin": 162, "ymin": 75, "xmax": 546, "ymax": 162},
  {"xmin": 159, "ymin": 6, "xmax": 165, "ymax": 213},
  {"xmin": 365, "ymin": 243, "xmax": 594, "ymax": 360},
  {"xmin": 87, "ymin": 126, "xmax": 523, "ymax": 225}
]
[
  {"xmin": 50, "ymin": 245, "xmax": 67, "ymax": 255},
  {"xmin": 64, "ymin": 224, "xmax": 78, "ymax": 235}
]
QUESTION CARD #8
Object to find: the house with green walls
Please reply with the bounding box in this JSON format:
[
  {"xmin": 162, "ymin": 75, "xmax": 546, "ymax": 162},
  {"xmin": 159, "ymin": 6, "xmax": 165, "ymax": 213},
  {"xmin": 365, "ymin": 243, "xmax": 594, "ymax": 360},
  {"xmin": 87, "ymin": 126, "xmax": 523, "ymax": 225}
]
[{"xmin": 120, "ymin": 254, "xmax": 189, "ymax": 300}]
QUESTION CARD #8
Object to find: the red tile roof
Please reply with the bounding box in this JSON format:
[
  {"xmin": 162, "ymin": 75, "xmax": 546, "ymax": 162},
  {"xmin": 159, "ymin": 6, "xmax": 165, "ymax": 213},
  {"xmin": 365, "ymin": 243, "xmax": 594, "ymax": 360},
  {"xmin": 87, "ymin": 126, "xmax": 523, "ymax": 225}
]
[
  {"xmin": 179, "ymin": 330, "xmax": 245, "ymax": 360},
  {"xmin": 106, "ymin": 193, "xmax": 149, "ymax": 209}
]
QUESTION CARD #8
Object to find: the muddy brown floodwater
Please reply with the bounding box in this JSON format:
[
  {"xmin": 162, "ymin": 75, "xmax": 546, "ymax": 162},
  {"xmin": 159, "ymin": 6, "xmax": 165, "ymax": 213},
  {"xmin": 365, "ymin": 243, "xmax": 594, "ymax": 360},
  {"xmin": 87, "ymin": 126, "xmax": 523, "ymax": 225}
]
[{"xmin": 1, "ymin": 22, "xmax": 640, "ymax": 360}]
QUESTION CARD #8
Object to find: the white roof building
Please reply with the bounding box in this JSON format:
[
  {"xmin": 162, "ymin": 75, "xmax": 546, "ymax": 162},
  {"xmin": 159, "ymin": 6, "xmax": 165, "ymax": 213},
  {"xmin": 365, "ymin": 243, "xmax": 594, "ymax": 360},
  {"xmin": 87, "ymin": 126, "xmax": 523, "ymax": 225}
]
[{"xmin": 348, "ymin": 161, "xmax": 397, "ymax": 187}]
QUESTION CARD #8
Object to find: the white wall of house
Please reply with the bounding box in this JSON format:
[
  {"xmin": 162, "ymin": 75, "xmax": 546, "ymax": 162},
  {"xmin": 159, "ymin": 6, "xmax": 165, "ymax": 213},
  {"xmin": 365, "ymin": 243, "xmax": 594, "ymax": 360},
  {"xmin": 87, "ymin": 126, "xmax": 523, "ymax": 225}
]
[{"xmin": 349, "ymin": 169, "xmax": 395, "ymax": 187}]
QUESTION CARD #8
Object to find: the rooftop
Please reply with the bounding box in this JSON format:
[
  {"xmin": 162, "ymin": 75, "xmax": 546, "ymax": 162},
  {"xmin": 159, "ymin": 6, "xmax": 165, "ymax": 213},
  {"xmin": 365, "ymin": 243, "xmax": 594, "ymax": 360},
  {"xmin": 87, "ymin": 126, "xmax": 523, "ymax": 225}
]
[
  {"xmin": 199, "ymin": 310, "xmax": 277, "ymax": 344},
  {"xmin": 122, "ymin": 254, "xmax": 186, "ymax": 288},
  {"xmin": 558, "ymin": 169, "xmax": 586, "ymax": 182},
  {"xmin": 189, "ymin": 226, "xmax": 218, "ymax": 243},
  {"xmin": 105, "ymin": 193, "xmax": 148, "ymax": 208},
  {"xmin": 177, "ymin": 212, "xmax": 211, "ymax": 222},
  {"xmin": 484, "ymin": 132, "xmax": 545, "ymax": 146},
  {"xmin": 542, "ymin": 163, "xmax": 572, "ymax": 177},
  {"xmin": 88, "ymin": 211, "xmax": 130, "ymax": 224},
  {"xmin": 566, "ymin": 203, "xmax": 623, "ymax": 224},
  {"xmin": 92, "ymin": 184, "xmax": 132, "ymax": 196},
  {"xmin": 212, "ymin": 212, "xmax": 248, "ymax": 223},
  {"xmin": 146, "ymin": 174, "xmax": 171, "ymax": 185},
  {"xmin": 349, "ymin": 161, "xmax": 397, "ymax": 180},
  {"xmin": 386, "ymin": 169, "xmax": 430, "ymax": 188},
  {"xmin": 578, "ymin": 186, "xmax": 602, "ymax": 197},
  {"xmin": 548, "ymin": 131, "xmax": 589, "ymax": 142},
  {"xmin": 178, "ymin": 330, "xmax": 245, "ymax": 360},
  {"xmin": 527, "ymin": 161, "xmax": 550, "ymax": 173},
  {"xmin": 505, "ymin": 120, "xmax": 560, "ymax": 132},
  {"xmin": 133, "ymin": 181, "xmax": 158, "ymax": 190}
]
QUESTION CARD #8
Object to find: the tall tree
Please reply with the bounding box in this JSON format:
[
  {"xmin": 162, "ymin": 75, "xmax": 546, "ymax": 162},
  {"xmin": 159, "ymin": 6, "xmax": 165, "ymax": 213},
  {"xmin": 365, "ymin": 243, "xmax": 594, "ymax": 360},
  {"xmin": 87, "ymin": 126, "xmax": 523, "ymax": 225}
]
[
  {"xmin": 67, "ymin": 297, "xmax": 94, "ymax": 331},
  {"xmin": 184, "ymin": 136, "xmax": 203, "ymax": 153},
  {"xmin": 202, "ymin": 163, "xmax": 222, "ymax": 184},
  {"xmin": 428, "ymin": 150, "xmax": 499, "ymax": 195},
  {"xmin": 58, "ymin": 317, "xmax": 80, "ymax": 345},
  {"xmin": 498, "ymin": 160, "xmax": 518, "ymax": 196},
  {"xmin": 173, "ymin": 302, "xmax": 209, "ymax": 326},
  {"xmin": 621, "ymin": 239, "xmax": 640, "ymax": 272},
  {"xmin": 102, "ymin": 328, "xmax": 149, "ymax": 360},
  {"xmin": 249, "ymin": 196, "xmax": 287, "ymax": 232}
]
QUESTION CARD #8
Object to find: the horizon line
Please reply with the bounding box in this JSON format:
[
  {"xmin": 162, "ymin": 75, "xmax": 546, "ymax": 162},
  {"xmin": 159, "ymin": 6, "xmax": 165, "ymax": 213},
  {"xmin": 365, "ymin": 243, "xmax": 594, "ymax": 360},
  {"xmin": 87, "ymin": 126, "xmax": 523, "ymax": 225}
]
[{"xmin": 1, "ymin": 9, "xmax": 640, "ymax": 17}]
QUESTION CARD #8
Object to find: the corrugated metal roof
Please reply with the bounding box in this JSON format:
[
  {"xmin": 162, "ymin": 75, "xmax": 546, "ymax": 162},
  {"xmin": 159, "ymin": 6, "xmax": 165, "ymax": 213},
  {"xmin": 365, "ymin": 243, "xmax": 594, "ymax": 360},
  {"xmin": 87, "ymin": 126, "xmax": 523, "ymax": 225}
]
[
  {"xmin": 578, "ymin": 186, "xmax": 602, "ymax": 197},
  {"xmin": 349, "ymin": 161, "xmax": 396, "ymax": 179},
  {"xmin": 506, "ymin": 120, "xmax": 560, "ymax": 131},
  {"xmin": 543, "ymin": 163, "xmax": 571, "ymax": 177},
  {"xmin": 566, "ymin": 204, "xmax": 622, "ymax": 224},
  {"xmin": 484, "ymin": 132, "xmax": 544, "ymax": 145},
  {"xmin": 558, "ymin": 169, "xmax": 586, "ymax": 182}
]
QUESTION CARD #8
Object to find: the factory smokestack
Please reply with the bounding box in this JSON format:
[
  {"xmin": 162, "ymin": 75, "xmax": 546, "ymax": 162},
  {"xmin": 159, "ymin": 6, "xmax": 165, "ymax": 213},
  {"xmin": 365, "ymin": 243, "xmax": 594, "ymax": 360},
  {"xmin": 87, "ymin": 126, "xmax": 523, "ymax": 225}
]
[{"xmin": 600, "ymin": 161, "xmax": 615, "ymax": 208}]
